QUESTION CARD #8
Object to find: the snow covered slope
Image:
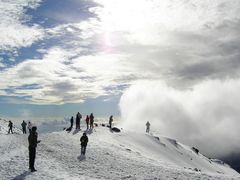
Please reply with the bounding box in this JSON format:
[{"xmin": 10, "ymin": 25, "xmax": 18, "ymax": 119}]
[
  {"xmin": 0, "ymin": 119, "xmax": 239, "ymax": 180},
  {"xmin": 0, "ymin": 118, "xmax": 22, "ymax": 134}
]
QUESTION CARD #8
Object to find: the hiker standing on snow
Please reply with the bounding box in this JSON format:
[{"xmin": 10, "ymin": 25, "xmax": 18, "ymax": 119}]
[
  {"xmin": 85, "ymin": 115, "xmax": 89, "ymax": 129},
  {"xmin": 21, "ymin": 120, "xmax": 27, "ymax": 134},
  {"xmin": 28, "ymin": 126, "xmax": 40, "ymax": 172},
  {"xmin": 8, "ymin": 120, "xmax": 13, "ymax": 134},
  {"xmin": 28, "ymin": 121, "xmax": 32, "ymax": 133},
  {"xmin": 70, "ymin": 116, "xmax": 74, "ymax": 129},
  {"xmin": 80, "ymin": 132, "xmax": 88, "ymax": 155},
  {"xmin": 146, "ymin": 121, "xmax": 150, "ymax": 133},
  {"xmin": 109, "ymin": 115, "xmax": 113, "ymax": 129},
  {"xmin": 76, "ymin": 112, "xmax": 82, "ymax": 129},
  {"xmin": 89, "ymin": 113, "xmax": 94, "ymax": 129}
]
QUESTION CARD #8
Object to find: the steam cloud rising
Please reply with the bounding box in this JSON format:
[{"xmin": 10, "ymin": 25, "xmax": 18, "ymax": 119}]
[{"xmin": 119, "ymin": 79, "xmax": 240, "ymax": 157}]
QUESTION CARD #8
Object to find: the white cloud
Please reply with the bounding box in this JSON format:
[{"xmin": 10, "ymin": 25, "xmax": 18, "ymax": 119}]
[
  {"xmin": 0, "ymin": 47, "xmax": 136, "ymax": 104},
  {"xmin": 119, "ymin": 79, "xmax": 240, "ymax": 157},
  {"xmin": 72, "ymin": 0, "xmax": 240, "ymax": 88},
  {"xmin": 92, "ymin": 0, "xmax": 240, "ymax": 44},
  {"xmin": 1, "ymin": 0, "xmax": 240, "ymax": 106},
  {"xmin": 0, "ymin": 0, "xmax": 44, "ymax": 52}
]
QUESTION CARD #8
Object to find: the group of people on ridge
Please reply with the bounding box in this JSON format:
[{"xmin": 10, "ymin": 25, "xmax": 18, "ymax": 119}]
[
  {"xmin": 69, "ymin": 112, "xmax": 95, "ymax": 131},
  {"xmin": 85, "ymin": 113, "xmax": 95, "ymax": 130},
  {"xmin": 7, "ymin": 120, "xmax": 38, "ymax": 172},
  {"xmin": 67, "ymin": 112, "xmax": 96, "ymax": 157},
  {"xmin": 5, "ymin": 115, "xmax": 153, "ymax": 173},
  {"xmin": 68, "ymin": 113, "xmax": 115, "ymax": 157},
  {"xmin": 21, "ymin": 121, "xmax": 33, "ymax": 134},
  {"xmin": 8, "ymin": 120, "xmax": 33, "ymax": 134}
]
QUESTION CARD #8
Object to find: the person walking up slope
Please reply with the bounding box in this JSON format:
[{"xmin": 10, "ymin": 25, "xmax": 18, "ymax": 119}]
[
  {"xmin": 28, "ymin": 126, "xmax": 40, "ymax": 172},
  {"xmin": 8, "ymin": 120, "xmax": 13, "ymax": 134},
  {"xmin": 80, "ymin": 132, "xmax": 88, "ymax": 156}
]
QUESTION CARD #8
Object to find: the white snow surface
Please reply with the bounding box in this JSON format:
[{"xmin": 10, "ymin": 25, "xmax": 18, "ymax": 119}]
[{"xmin": 0, "ymin": 119, "xmax": 239, "ymax": 180}]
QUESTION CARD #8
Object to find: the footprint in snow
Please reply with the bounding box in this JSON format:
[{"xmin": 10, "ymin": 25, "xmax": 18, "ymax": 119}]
[
  {"xmin": 136, "ymin": 152, "xmax": 141, "ymax": 155},
  {"xmin": 77, "ymin": 155, "xmax": 86, "ymax": 161}
]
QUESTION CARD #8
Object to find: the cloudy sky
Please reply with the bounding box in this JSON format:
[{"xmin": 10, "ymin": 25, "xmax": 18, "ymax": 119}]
[{"xmin": 1, "ymin": 0, "xmax": 240, "ymax": 156}]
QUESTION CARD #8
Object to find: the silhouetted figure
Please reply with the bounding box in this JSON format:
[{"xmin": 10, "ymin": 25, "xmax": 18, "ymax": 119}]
[
  {"xmin": 28, "ymin": 121, "xmax": 32, "ymax": 134},
  {"xmin": 89, "ymin": 113, "xmax": 94, "ymax": 129},
  {"xmin": 28, "ymin": 126, "xmax": 40, "ymax": 172},
  {"xmin": 21, "ymin": 120, "xmax": 27, "ymax": 134},
  {"xmin": 146, "ymin": 121, "xmax": 150, "ymax": 133},
  {"xmin": 70, "ymin": 116, "xmax": 74, "ymax": 129},
  {"xmin": 109, "ymin": 115, "xmax": 113, "ymax": 129},
  {"xmin": 76, "ymin": 112, "xmax": 82, "ymax": 129},
  {"xmin": 85, "ymin": 115, "xmax": 89, "ymax": 129},
  {"xmin": 8, "ymin": 121, "xmax": 13, "ymax": 134},
  {"xmin": 66, "ymin": 116, "xmax": 74, "ymax": 132},
  {"xmin": 80, "ymin": 132, "xmax": 88, "ymax": 155}
]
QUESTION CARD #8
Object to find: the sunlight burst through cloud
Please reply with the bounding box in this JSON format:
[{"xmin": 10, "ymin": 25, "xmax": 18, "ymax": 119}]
[{"xmin": 1, "ymin": 0, "xmax": 240, "ymax": 109}]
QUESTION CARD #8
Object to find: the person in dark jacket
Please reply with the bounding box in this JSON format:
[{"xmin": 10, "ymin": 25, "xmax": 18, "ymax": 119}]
[
  {"xmin": 70, "ymin": 116, "xmax": 74, "ymax": 129},
  {"xmin": 109, "ymin": 115, "xmax": 113, "ymax": 129},
  {"xmin": 85, "ymin": 115, "xmax": 89, "ymax": 129},
  {"xmin": 89, "ymin": 113, "xmax": 94, "ymax": 129},
  {"xmin": 21, "ymin": 120, "xmax": 27, "ymax": 134},
  {"xmin": 80, "ymin": 132, "xmax": 88, "ymax": 155},
  {"xmin": 146, "ymin": 121, "xmax": 150, "ymax": 133},
  {"xmin": 28, "ymin": 126, "xmax": 40, "ymax": 172},
  {"xmin": 8, "ymin": 121, "xmax": 13, "ymax": 134},
  {"xmin": 76, "ymin": 112, "xmax": 82, "ymax": 129},
  {"xmin": 66, "ymin": 116, "xmax": 74, "ymax": 132}
]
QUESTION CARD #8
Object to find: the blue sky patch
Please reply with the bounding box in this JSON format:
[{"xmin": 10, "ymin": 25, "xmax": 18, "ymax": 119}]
[{"xmin": 25, "ymin": 0, "xmax": 98, "ymax": 28}]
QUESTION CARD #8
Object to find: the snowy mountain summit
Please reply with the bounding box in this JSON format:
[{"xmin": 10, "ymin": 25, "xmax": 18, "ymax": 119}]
[{"xmin": 0, "ymin": 119, "xmax": 239, "ymax": 180}]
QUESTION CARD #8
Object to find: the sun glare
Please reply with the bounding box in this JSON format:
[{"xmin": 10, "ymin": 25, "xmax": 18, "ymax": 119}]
[{"xmin": 96, "ymin": 0, "xmax": 154, "ymax": 32}]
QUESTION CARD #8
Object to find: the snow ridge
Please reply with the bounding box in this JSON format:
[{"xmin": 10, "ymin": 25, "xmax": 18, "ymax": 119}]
[
  {"xmin": 0, "ymin": 119, "xmax": 239, "ymax": 180},
  {"xmin": 0, "ymin": 118, "xmax": 22, "ymax": 134}
]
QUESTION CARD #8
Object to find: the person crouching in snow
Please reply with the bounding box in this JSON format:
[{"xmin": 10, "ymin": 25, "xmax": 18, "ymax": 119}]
[{"xmin": 80, "ymin": 132, "xmax": 88, "ymax": 156}]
